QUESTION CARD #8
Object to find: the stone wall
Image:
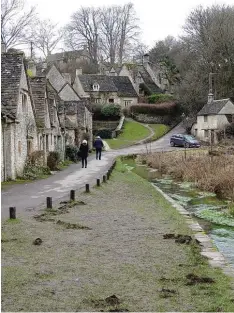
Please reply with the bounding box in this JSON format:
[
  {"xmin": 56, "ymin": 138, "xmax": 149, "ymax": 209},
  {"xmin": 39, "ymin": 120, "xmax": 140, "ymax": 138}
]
[
  {"xmin": 134, "ymin": 114, "xmax": 173, "ymax": 125},
  {"xmin": 93, "ymin": 121, "xmax": 119, "ymax": 131}
]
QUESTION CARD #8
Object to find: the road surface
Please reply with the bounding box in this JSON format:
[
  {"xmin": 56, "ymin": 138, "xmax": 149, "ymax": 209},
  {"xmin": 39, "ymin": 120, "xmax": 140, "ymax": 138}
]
[{"xmin": 1, "ymin": 123, "xmax": 184, "ymax": 219}]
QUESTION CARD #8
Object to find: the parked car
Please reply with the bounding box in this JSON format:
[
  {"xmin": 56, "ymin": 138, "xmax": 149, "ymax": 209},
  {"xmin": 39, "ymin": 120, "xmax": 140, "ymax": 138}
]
[{"xmin": 170, "ymin": 134, "xmax": 200, "ymax": 148}]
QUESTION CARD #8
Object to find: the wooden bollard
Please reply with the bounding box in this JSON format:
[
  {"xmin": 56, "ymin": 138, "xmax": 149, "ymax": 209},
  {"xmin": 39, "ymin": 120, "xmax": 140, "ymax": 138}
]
[
  {"xmin": 70, "ymin": 190, "xmax": 75, "ymax": 201},
  {"xmin": 9, "ymin": 207, "xmax": 16, "ymax": 219},
  {"xmin": 97, "ymin": 179, "xmax": 100, "ymax": 187},
  {"xmin": 85, "ymin": 184, "xmax": 90, "ymax": 193},
  {"xmin": 46, "ymin": 197, "xmax": 52, "ymax": 209},
  {"xmin": 103, "ymin": 175, "xmax": 106, "ymax": 183}
]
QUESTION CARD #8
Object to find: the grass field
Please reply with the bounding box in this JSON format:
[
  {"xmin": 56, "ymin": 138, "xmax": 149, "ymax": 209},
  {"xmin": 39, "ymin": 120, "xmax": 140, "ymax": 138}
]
[{"xmin": 105, "ymin": 120, "xmax": 151, "ymax": 149}]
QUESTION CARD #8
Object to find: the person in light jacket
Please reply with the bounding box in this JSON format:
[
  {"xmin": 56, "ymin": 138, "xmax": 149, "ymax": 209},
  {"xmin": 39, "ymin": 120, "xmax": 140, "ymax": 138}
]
[
  {"xmin": 79, "ymin": 140, "xmax": 89, "ymax": 168},
  {"xmin": 93, "ymin": 136, "xmax": 104, "ymax": 160}
]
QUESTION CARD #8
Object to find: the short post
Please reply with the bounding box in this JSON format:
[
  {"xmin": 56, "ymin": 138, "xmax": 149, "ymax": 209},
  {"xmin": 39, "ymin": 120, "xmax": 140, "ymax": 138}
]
[
  {"xmin": 103, "ymin": 175, "xmax": 106, "ymax": 183},
  {"xmin": 46, "ymin": 197, "xmax": 52, "ymax": 209},
  {"xmin": 97, "ymin": 179, "xmax": 100, "ymax": 187},
  {"xmin": 9, "ymin": 207, "xmax": 16, "ymax": 219},
  {"xmin": 85, "ymin": 184, "xmax": 90, "ymax": 193},
  {"xmin": 70, "ymin": 190, "xmax": 75, "ymax": 201},
  {"xmin": 106, "ymin": 172, "xmax": 109, "ymax": 180}
]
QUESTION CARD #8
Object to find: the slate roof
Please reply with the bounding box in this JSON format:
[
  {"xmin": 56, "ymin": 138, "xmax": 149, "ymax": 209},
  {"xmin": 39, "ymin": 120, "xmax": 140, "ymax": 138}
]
[
  {"xmin": 137, "ymin": 65, "xmax": 163, "ymax": 94},
  {"xmin": 78, "ymin": 75, "xmax": 138, "ymax": 97},
  {"xmin": 1, "ymin": 53, "xmax": 24, "ymax": 119},
  {"xmin": 197, "ymin": 99, "xmax": 231, "ymax": 116},
  {"xmin": 111, "ymin": 76, "xmax": 138, "ymax": 97},
  {"xmin": 30, "ymin": 76, "xmax": 47, "ymax": 127}
]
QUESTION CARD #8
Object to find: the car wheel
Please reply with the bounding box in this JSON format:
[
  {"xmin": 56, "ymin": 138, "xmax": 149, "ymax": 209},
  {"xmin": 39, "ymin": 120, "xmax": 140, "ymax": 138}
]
[
  {"xmin": 170, "ymin": 141, "xmax": 175, "ymax": 147},
  {"xmin": 184, "ymin": 142, "xmax": 190, "ymax": 148}
]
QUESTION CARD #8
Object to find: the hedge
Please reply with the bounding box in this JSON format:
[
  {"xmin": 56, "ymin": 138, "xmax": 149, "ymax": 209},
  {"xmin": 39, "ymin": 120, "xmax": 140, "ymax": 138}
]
[
  {"xmin": 92, "ymin": 104, "xmax": 122, "ymax": 121},
  {"xmin": 148, "ymin": 93, "xmax": 174, "ymax": 104},
  {"xmin": 129, "ymin": 102, "xmax": 177, "ymax": 116}
]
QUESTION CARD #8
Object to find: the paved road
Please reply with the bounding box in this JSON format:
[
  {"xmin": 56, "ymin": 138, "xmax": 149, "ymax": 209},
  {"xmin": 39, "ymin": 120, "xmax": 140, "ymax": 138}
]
[{"xmin": 1, "ymin": 123, "xmax": 184, "ymax": 219}]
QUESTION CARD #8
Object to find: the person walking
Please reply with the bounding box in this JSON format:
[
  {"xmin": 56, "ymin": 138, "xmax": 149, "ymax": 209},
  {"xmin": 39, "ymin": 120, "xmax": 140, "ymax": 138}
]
[
  {"xmin": 79, "ymin": 140, "xmax": 89, "ymax": 168},
  {"xmin": 93, "ymin": 136, "xmax": 104, "ymax": 160}
]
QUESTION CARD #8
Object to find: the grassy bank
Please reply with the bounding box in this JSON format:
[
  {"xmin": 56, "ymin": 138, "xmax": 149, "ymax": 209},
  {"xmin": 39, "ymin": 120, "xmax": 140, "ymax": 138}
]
[
  {"xmin": 2, "ymin": 159, "xmax": 234, "ymax": 312},
  {"xmin": 148, "ymin": 124, "xmax": 170, "ymax": 141},
  {"xmin": 141, "ymin": 150, "xmax": 234, "ymax": 201},
  {"xmin": 105, "ymin": 120, "xmax": 150, "ymax": 149}
]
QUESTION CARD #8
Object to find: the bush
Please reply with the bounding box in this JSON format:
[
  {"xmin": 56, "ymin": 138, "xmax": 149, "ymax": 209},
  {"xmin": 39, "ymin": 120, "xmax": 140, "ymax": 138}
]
[
  {"xmin": 95, "ymin": 129, "xmax": 113, "ymax": 139},
  {"xmin": 148, "ymin": 93, "xmax": 174, "ymax": 104},
  {"xmin": 130, "ymin": 102, "xmax": 176, "ymax": 116},
  {"xmin": 28, "ymin": 150, "xmax": 44, "ymax": 166},
  {"xmin": 21, "ymin": 162, "xmax": 51, "ymax": 180},
  {"xmin": 65, "ymin": 145, "xmax": 79, "ymax": 162},
  {"xmin": 92, "ymin": 104, "xmax": 122, "ymax": 121},
  {"xmin": 47, "ymin": 151, "xmax": 60, "ymax": 170}
]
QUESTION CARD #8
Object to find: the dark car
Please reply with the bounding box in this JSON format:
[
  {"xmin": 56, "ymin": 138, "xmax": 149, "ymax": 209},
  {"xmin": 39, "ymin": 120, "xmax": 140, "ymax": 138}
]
[{"xmin": 170, "ymin": 134, "xmax": 200, "ymax": 148}]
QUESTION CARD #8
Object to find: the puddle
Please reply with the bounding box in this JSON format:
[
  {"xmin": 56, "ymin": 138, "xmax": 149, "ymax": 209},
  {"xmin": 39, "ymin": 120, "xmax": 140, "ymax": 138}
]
[{"xmin": 123, "ymin": 158, "xmax": 234, "ymax": 268}]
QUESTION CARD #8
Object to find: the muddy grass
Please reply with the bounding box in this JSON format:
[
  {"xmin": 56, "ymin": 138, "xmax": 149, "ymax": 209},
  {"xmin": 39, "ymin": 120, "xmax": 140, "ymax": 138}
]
[{"xmin": 2, "ymin": 160, "xmax": 234, "ymax": 312}]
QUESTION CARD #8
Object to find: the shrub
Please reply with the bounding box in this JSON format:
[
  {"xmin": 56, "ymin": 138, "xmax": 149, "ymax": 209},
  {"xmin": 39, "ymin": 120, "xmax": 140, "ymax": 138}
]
[
  {"xmin": 95, "ymin": 128, "xmax": 113, "ymax": 139},
  {"xmin": 130, "ymin": 102, "xmax": 176, "ymax": 116},
  {"xmin": 65, "ymin": 145, "xmax": 79, "ymax": 162},
  {"xmin": 28, "ymin": 150, "xmax": 44, "ymax": 166},
  {"xmin": 148, "ymin": 93, "xmax": 174, "ymax": 104},
  {"xmin": 47, "ymin": 151, "xmax": 60, "ymax": 170},
  {"xmin": 92, "ymin": 104, "xmax": 121, "ymax": 121},
  {"xmin": 21, "ymin": 162, "xmax": 50, "ymax": 180}
]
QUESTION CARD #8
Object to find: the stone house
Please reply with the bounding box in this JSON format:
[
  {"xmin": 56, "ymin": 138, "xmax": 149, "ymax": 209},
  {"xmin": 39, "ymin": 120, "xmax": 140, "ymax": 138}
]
[
  {"xmin": 191, "ymin": 94, "xmax": 234, "ymax": 143},
  {"xmin": 1, "ymin": 53, "xmax": 38, "ymax": 181},
  {"xmin": 30, "ymin": 77, "xmax": 65, "ymax": 162},
  {"xmin": 99, "ymin": 54, "xmax": 169, "ymax": 97},
  {"xmin": 73, "ymin": 71, "xmax": 138, "ymax": 109},
  {"xmin": 46, "ymin": 65, "xmax": 93, "ymax": 148}
]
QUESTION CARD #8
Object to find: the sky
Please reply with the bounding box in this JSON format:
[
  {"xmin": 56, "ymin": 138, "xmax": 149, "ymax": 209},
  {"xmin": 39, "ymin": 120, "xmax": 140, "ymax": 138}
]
[{"xmin": 25, "ymin": 0, "xmax": 234, "ymax": 50}]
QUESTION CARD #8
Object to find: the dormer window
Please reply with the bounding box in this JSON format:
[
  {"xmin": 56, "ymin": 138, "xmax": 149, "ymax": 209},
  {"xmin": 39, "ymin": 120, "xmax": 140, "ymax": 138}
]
[{"xmin": 93, "ymin": 83, "xmax": 100, "ymax": 91}]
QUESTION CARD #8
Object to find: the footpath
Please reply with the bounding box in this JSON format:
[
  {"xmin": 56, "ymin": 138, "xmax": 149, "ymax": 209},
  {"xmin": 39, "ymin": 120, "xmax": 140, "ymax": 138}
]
[{"xmin": 2, "ymin": 161, "xmax": 234, "ymax": 312}]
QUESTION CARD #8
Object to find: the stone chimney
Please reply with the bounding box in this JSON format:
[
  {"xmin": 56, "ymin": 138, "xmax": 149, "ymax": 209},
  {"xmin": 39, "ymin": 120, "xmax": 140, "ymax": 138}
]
[
  {"xmin": 208, "ymin": 93, "xmax": 214, "ymax": 104},
  {"xmin": 142, "ymin": 53, "xmax": 150, "ymax": 65},
  {"xmin": 1, "ymin": 42, "xmax": 6, "ymax": 53},
  {"xmin": 76, "ymin": 68, "xmax": 82, "ymax": 76},
  {"xmin": 28, "ymin": 59, "xmax": 37, "ymax": 77}
]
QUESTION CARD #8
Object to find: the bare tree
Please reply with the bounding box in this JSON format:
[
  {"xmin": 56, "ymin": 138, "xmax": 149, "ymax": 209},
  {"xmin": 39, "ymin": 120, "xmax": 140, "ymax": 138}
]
[
  {"xmin": 28, "ymin": 19, "xmax": 62, "ymax": 58},
  {"xmin": 118, "ymin": 3, "xmax": 140, "ymax": 65},
  {"xmin": 64, "ymin": 7, "xmax": 101, "ymax": 69},
  {"xmin": 1, "ymin": 0, "xmax": 36, "ymax": 49}
]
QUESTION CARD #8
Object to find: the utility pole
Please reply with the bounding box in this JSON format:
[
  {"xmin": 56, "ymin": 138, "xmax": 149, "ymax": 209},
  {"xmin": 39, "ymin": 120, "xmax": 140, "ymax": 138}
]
[
  {"xmin": 30, "ymin": 41, "xmax": 33, "ymax": 59},
  {"xmin": 209, "ymin": 72, "xmax": 217, "ymax": 99}
]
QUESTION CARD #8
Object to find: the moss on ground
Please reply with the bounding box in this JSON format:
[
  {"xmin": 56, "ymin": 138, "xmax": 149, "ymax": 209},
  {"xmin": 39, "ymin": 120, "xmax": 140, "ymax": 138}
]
[{"xmin": 2, "ymin": 159, "xmax": 234, "ymax": 312}]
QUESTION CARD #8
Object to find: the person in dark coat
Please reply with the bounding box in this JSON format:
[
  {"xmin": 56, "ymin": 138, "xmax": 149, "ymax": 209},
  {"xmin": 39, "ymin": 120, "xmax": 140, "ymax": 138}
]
[
  {"xmin": 93, "ymin": 136, "xmax": 104, "ymax": 160},
  {"xmin": 79, "ymin": 140, "xmax": 89, "ymax": 168}
]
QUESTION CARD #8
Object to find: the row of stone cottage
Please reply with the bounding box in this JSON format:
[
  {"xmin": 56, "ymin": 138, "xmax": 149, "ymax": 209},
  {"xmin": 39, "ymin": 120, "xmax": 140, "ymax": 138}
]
[{"xmin": 1, "ymin": 52, "xmax": 93, "ymax": 182}]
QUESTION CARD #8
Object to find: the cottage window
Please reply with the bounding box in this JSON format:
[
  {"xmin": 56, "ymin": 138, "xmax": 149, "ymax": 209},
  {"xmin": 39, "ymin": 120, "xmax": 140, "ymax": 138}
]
[
  {"xmin": 194, "ymin": 129, "xmax": 198, "ymax": 136},
  {"xmin": 46, "ymin": 135, "xmax": 49, "ymax": 151},
  {"xmin": 93, "ymin": 83, "xmax": 100, "ymax": 91},
  {"xmin": 124, "ymin": 100, "xmax": 132, "ymax": 107},
  {"xmin": 51, "ymin": 134, "xmax": 53, "ymax": 145},
  {"xmin": 27, "ymin": 140, "xmax": 32, "ymax": 155},
  {"xmin": 22, "ymin": 93, "xmax": 27, "ymax": 113},
  {"xmin": 54, "ymin": 136, "xmax": 57, "ymax": 146},
  {"xmin": 109, "ymin": 98, "xmax": 114, "ymax": 103},
  {"xmin": 94, "ymin": 98, "xmax": 101, "ymax": 104},
  {"xmin": 204, "ymin": 130, "xmax": 209, "ymax": 138},
  {"xmin": 18, "ymin": 141, "xmax": 21, "ymax": 155},
  {"xmin": 204, "ymin": 115, "xmax": 208, "ymax": 122}
]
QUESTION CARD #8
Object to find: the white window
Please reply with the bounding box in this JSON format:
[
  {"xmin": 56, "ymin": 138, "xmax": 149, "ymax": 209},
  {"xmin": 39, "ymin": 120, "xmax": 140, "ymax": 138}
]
[
  {"xmin": 204, "ymin": 130, "xmax": 209, "ymax": 138},
  {"xmin": 204, "ymin": 115, "xmax": 208, "ymax": 122},
  {"xmin": 94, "ymin": 98, "xmax": 101, "ymax": 104},
  {"xmin": 194, "ymin": 129, "xmax": 198, "ymax": 136},
  {"xmin": 124, "ymin": 100, "xmax": 132, "ymax": 107},
  {"xmin": 93, "ymin": 83, "xmax": 100, "ymax": 91}
]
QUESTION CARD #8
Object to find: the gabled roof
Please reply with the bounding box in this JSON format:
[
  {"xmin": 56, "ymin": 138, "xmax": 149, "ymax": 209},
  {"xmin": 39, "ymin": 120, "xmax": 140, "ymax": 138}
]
[
  {"xmin": 30, "ymin": 76, "xmax": 47, "ymax": 127},
  {"xmin": 111, "ymin": 76, "xmax": 138, "ymax": 97},
  {"xmin": 138, "ymin": 65, "xmax": 163, "ymax": 94},
  {"xmin": 78, "ymin": 74, "xmax": 138, "ymax": 97},
  {"xmin": 79, "ymin": 75, "xmax": 118, "ymax": 92},
  {"xmin": 197, "ymin": 99, "xmax": 231, "ymax": 115},
  {"xmin": 1, "ymin": 53, "xmax": 24, "ymax": 119}
]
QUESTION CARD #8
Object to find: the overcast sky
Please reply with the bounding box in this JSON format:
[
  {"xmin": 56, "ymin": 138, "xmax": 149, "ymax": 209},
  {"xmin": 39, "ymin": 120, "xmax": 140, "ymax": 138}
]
[{"xmin": 26, "ymin": 0, "xmax": 234, "ymax": 49}]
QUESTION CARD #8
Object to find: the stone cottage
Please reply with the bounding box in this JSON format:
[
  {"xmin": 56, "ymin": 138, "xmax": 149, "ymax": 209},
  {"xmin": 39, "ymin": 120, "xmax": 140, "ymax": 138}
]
[
  {"xmin": 99, "ymin": 54, "xmax": 169, "ymax": 97},
  {"xmin": 73, "ymin": 70, "xmax": 138, "ymax": 109},
  {"xmin": 30, "ymin": 76, "xmax": 65, "ymax": 163},
  {"xmin": 46, "ymin": 65, "xmax": 93, "ymax": 147},
  {"xmin": 1, "ymin": 53, "xmax": 38, "ymax": 181},
  {"xmin": 191, "ymin": 94, "xmax": 234, "ymax": 143}
]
